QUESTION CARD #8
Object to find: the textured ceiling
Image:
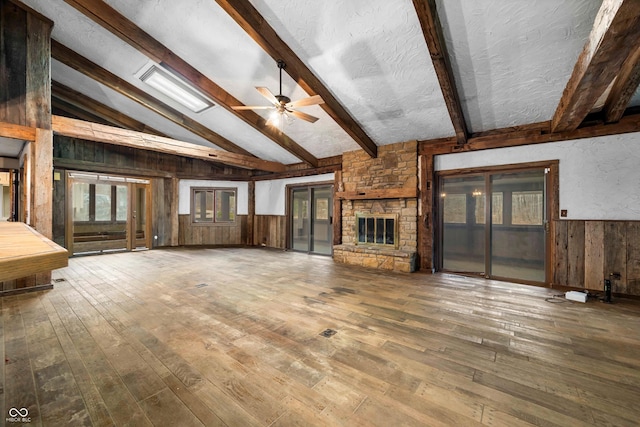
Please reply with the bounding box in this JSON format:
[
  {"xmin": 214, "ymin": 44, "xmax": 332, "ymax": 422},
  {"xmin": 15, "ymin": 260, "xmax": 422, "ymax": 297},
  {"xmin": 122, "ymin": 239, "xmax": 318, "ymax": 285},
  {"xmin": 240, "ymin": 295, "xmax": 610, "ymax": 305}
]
[
  {"xmin": 438, "ymin": 0, "xmax": 602, "ymax": 132},
  {"xmin": 11, "ymin": 1, "xmax": 634, "ymax": 166},
  {"xmin": 250, "ymin": 0, "xmax": 456, "ymax": 143}
]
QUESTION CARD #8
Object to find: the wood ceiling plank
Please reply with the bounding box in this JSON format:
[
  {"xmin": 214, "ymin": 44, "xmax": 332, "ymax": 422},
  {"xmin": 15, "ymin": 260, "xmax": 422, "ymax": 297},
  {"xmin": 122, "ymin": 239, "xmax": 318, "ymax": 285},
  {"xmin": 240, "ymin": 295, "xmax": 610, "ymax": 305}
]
[
  {"xmin": 412, "ymin": 0, "xmax": 468, "ymax": 144},
  {"xmin": 215, "ymin": 0, "xmax": 379, "ymax": 159},
  {"xmin": 52, "ymin": 81, "xmax": 168, "ymax": 137},
  {"xmin": 52, "ymin": 115, "xmax": 286, "ymax": 173},
  {"xmin": 604, "ymin": 45, "xmax": 640, "ymax": 123},
  {"xmin": 51, "ymin": 40, "xmax": 252, "ymax": 156},
  {"xmin": 63, "ymin": 0, "xmax": 318, "ymax": 167},
  {"xmin": 551, "ymin": 0, "xmax": 640, "ymax": 133}
]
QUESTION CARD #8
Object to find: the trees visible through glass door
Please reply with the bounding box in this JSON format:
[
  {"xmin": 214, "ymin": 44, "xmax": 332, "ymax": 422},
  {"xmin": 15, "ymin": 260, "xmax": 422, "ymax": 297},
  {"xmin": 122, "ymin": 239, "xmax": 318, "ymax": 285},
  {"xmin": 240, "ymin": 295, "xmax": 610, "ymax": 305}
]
[{"xmin": 440, "ymin": 168, "xmax": 547, "ymax": 283}]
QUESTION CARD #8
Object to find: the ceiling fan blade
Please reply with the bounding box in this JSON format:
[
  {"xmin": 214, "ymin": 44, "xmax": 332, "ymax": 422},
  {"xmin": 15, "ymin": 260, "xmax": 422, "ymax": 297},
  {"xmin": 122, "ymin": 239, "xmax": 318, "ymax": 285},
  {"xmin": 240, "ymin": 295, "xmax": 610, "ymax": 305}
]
[
  {"xmin": 289, "ymin": 109, "xmax": 319, "ymax": 123},
  {"xmin": 287, "ymin": 94, "xmax": 324, "ymax": 108},
  {"xmin": 231, "ymin": 105, "xmax": 274, "ymax": 110},
  {"xmin": 255, "ymin": 87, "xmax": 279, "ymax": 105}
]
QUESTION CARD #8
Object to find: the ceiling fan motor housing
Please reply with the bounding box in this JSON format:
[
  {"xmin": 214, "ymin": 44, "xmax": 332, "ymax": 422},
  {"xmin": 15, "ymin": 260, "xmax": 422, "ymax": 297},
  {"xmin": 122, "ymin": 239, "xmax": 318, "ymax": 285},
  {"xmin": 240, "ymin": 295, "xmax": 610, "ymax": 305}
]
[{"xmin": 275, "ymin": 94, "xmax": 291, "ymax": 105}]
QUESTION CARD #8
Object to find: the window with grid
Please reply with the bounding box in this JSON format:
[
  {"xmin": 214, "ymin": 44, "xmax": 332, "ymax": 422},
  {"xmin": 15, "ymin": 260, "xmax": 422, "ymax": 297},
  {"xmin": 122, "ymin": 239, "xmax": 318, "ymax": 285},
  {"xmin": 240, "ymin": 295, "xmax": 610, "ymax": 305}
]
[{"xmin": 191, "ymin": 187, "xmax": 236, "ymax": 224}]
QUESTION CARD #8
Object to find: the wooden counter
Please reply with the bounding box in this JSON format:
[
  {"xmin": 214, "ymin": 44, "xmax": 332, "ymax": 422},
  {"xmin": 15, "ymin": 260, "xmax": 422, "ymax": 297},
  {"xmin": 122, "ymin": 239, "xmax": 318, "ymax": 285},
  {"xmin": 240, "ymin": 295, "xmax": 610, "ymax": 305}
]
[{"xmin": 0, "ymin": 222, "xmax": 68, "ymax": 283}]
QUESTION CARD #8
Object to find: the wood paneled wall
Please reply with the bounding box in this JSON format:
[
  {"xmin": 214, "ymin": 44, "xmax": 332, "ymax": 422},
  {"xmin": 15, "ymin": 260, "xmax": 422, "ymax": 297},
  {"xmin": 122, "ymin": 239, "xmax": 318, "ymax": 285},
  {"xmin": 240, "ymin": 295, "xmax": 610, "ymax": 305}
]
[
  {"xmin": 554, "ymin": 220, "xmax": 640, "ymax": 296},
  {"xmin": 53, "ymin": 136, "xmax": 252, "ymax": 180},
  {"xmin": 178, "ymin": 215, "xmax": 247, "ymax": 246},
  {"xmin": 53, "ymin": 136, "xmax": 255, "ymax": 250},
  {"xmin": 253, "ymin": 215, "xmax": 287, "ymax": 249}
]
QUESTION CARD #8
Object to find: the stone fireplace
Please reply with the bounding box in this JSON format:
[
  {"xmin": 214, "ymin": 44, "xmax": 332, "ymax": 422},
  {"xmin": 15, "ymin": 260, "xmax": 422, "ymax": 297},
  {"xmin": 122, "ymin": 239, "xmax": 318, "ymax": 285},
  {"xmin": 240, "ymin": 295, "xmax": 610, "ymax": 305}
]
[{"xmin": 333, "ymin": 141, "xmax": 418, "ymax": 272}]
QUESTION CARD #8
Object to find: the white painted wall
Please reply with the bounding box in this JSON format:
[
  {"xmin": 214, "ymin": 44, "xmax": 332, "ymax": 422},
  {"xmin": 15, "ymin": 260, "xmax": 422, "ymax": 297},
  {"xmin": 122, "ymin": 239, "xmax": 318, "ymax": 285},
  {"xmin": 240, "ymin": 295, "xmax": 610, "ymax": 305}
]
[
  {"xmin": 255, "ymin": 173, "xmax": 335, "ymax": 216},
  {"xmin": 178, "ymin": 180, "xmax": 249, "ymax": 215},
  {"xmin": 435, "ymin": 133, "xmax": 640, "ymax": 220}
]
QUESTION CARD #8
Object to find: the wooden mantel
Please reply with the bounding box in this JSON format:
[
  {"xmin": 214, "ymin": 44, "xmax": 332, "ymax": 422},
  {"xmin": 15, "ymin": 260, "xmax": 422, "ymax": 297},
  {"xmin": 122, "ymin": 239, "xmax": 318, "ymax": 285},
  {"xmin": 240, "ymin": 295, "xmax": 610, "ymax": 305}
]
[
  {"xmin": 335, "ymin": 188, "xmax": 417, "ymax": 200},
  {"xmin": 0, "ymin": 222, "xmax": 68, "ymax": 286}
]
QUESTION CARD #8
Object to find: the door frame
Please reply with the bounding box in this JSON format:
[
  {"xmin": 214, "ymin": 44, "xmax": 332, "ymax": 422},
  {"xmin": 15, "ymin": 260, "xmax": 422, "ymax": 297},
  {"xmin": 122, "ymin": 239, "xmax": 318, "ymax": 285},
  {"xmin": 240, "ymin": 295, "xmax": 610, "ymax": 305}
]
[
  {"xmin": 66, "ymin": 171, "xmax": 152, "ymax": 255},
  {"xmin": 128, "ymin": 182, "xmax": 152, "ymax": 251},
  {"xmin": 286, "ymin": 181, "xmax": 334, "ymax": 255},
  {"xmin": 435, "ymin": 160, "xmax": 559, "ymax": 286}
]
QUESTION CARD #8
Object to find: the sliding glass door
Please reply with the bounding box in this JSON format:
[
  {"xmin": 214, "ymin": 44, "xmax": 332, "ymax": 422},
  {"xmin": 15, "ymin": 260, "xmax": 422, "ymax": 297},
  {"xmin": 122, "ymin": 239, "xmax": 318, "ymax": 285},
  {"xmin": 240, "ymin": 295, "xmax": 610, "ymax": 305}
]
[
  {"xmin": 290, "ymin": 185, "xmax": 333, "ymax": 255},
  {"xmin": 441, "ymin": 175, "xmax": 486, "ymax": 274},
  {"xmin": 490, "ymin": 170, "xmax": 546, "ymax": 282},
  {"xmin": 440, "ymin": 167, "xmax": 548, "ymax": 283}
]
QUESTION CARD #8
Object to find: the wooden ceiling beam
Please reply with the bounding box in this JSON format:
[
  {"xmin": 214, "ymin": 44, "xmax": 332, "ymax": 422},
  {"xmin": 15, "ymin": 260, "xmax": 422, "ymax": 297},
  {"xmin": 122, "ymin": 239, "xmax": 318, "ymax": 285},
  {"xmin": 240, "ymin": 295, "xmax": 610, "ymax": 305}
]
[
  {"xmin": 51, "ymin": 40, "xmax": 252, "ymax": 156},
  {"xmin": 52, "ymin": 81, "xmax": 167, "ymax": 137},
  {"xmin": 551, "ymin": 0, "xmax": 640, "ymax": 133},
  {"xmin": 52, "ymin": 115, "xmax": 286, "ymax": 173},
  {"xmin": 53, "ymin": 97, "xmax": 112, "ymax": 126},
  {"xmin": 0, "ymin": 121, "xmax": 36, "ymax": 141},
  {"xmin": 412, "ymin": 0, "xmax": 468, "ymax": 144},
  {"xmin": 421, "ymin": 112, "xmax": 640, "ymax": 155},
  {"xmin": 215, "ymin": 0, "xmax": 378, "ymax": 159},
  {"xmin": 604, "ymin": 44, "xmax": 640, "ymax": 123},
  {"xmin": 62, "ymin": 0, "xmax": 318, "ymax": 167}
]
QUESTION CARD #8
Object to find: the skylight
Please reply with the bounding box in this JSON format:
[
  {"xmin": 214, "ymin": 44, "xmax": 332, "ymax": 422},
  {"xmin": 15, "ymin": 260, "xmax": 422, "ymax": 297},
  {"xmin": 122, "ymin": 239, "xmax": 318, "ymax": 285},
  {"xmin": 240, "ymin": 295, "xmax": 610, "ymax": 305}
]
[{"xmin": 137, "ymin": 63, "xmax": 214, "ymax": 113}]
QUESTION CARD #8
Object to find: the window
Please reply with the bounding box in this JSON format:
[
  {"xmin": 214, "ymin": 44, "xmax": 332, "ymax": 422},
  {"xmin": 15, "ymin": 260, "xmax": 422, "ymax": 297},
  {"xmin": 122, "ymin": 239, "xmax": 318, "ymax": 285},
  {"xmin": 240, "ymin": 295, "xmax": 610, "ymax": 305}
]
[
  {"xmin": 512, "ymin": 191, "xmax": 543, "ymax": 225},
  {"xmin": 356, "ymin": 213, "xmax": 397, "ymax": 248},
  {"xmin": 315, "ymin": 197, "xmax": 329, "ymax": 220},
  {"xmin": 475, "ymin": 192, "xmax": 504, "ymax": 225},
  {"xmin": 443, "ymin": 193, "xmax": 466, "ymax": 224},
  {"xmin": 191, "ymin": 187, "xmax": 236, "ymax": 224},
  {"xmin": 72, "ymin": 182, "xmax": 129, "ymax": 223},
  {"xmin": 69, "ymin": 172, "xmax": 150, "ymax": 224}
]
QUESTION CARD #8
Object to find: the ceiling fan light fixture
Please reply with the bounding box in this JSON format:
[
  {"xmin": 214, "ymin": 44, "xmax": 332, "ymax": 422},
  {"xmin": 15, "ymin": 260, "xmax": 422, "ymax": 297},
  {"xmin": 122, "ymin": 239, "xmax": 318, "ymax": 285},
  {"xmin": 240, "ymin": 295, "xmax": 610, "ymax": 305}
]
[
  {"xmin": 232, "ymin": 59, "xmax": 324, "ymax": 126},
  {"xmin": 267, "ymin": 110, "xmax": 281, "ymax": 127},
  {"xmin": 137, "ymin": 63, "xmax": 215, "ymax": 113}
]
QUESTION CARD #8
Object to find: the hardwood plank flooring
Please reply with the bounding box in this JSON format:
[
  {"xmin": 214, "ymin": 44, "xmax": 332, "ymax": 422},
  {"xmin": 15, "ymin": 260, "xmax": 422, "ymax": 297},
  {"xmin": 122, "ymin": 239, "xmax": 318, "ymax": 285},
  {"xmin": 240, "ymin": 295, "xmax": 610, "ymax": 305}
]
[{"xmin": 2, "ymin": 247, "xmax": 640, "ymax": 426}]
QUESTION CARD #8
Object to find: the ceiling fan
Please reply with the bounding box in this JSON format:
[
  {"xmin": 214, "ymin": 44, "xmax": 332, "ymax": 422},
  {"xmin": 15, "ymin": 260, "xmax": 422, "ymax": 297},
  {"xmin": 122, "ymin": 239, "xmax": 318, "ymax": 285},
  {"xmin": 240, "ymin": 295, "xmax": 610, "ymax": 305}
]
[{"xmin": 232, "ymin": 59, "xmax": 324, "ymax": 126}]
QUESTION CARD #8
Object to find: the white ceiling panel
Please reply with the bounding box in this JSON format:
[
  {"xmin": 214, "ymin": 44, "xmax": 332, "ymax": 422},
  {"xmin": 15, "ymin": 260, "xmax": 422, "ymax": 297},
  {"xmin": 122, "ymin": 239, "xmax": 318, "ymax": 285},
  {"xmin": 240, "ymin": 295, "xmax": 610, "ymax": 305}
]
[
  {"xmin": 102, "ymin": 0, "xmax": 361, "ymax": 158},
  {"xmin": 250, "ymin": 0, "xmax": 456, "ymax": 144},
  {"xmin": 437, "ymin": 0, "xmax": 601, "ymax": 132},
  {"xmin": 0, "ymin": 138, "xmax": 26, "ymax": 158}
]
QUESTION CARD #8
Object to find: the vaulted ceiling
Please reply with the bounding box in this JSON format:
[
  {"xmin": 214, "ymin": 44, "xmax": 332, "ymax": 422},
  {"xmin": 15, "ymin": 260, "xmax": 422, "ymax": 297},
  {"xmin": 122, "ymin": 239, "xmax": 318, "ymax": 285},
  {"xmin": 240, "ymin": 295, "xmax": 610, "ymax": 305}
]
[{"xmin": 14, "ymin": 0, "xmax": 640, "ymax": 169}]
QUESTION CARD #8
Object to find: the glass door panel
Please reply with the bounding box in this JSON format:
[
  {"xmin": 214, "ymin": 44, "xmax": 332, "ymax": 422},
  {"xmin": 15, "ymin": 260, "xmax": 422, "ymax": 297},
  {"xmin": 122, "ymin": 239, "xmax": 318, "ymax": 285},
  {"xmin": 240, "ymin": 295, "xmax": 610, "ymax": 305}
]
[
  {"xmin": 439, "ymin": 168, "xmax": 548, "ymax": 284},
  {"xmin": 490, "ymin": 170, "xmax": 546, "ymax": 282},
  {"xmin": 441, "ymin": 175, "xmax": 486, "ymax": 274},
  {"xmin": 68, "ymin": 173, "xmax": 150, "ymax": 256},
  {"xmin": 311, "ymin": 187, "xmax": 332, "ymax": 255},
  {"xmin": 292, "ymin": 188, "xmax": 310, "ymax": 252},
  {"xmin": 71, "ymin": 181, "xmax": 128, "ymax": 254}
]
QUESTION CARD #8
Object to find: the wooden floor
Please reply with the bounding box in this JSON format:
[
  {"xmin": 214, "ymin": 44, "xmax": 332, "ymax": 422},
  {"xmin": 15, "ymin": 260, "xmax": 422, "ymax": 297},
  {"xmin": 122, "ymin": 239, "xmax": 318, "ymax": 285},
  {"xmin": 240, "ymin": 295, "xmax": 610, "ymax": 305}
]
[{"xmin": 3, "ymin": 248, "xmax": 640, "ymax": 426}]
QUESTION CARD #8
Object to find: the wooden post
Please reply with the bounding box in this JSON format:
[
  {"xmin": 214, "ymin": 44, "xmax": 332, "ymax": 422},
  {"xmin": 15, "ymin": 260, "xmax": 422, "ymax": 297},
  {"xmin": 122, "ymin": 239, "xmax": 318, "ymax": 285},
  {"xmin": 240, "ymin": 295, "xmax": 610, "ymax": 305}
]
[
  {"xmin": 333, "ymin": 170, "xmax": 343, "ymax": 246},
  {"xmin": 30, "ymin": 128, "xmax": 53, "ymax": 238},
  {"xmin": 170, "ymin": 177, "xmax": 179, "ymax": 246},
  {"xmin": 247, "ymin": 180, "xmax": 255, "ymax": 246},
  {"xmin": 418, "ymin": 153, "xmax": 435, "ymax": 272},
  {"xmin": 0, "ymin": 0, "xmax": 53, "ymax": 289}
]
